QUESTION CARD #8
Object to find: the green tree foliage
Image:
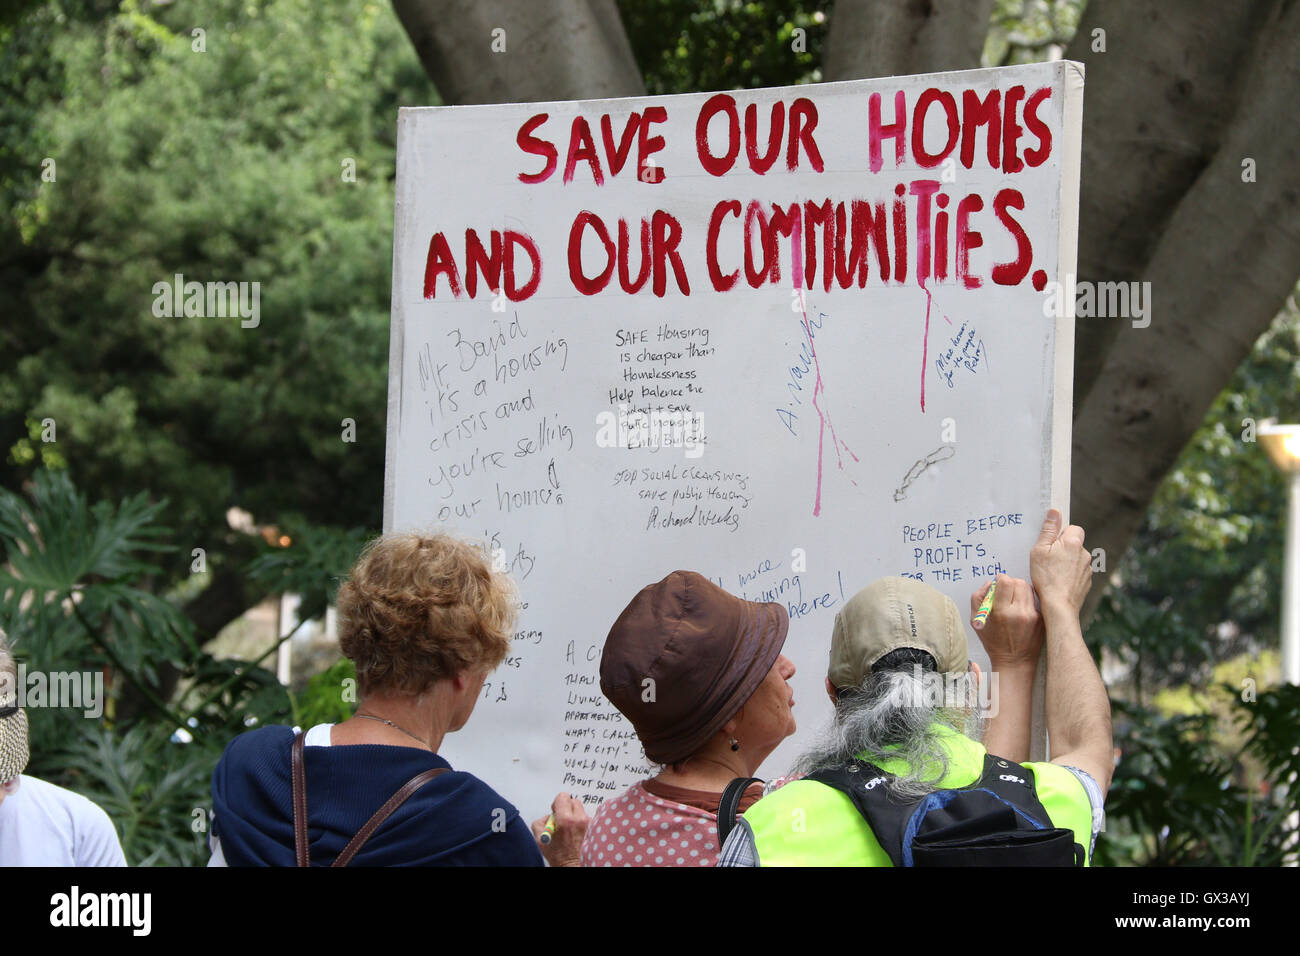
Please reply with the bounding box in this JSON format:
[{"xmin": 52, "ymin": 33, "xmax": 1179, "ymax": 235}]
[
  {"xmin": 292, "ymin": 657, "xmax": 358, "ymax": 729},
  {"xmin": 1085, "ymin": 297, "xmax": 1300, "ymax": 864},
  {"xmin": 0, "ymin": 470, "xmax": 195, "ymax": 728},
  {"xmin": 246, "ymin": 523, "xmax": 370, "ymax": 624},
  {"xmin": 1099, "ymin": 685, "xmax": 1300, "ymax": 866},
  {"xmin": 1, "ymin": 0, "xmax": 433, "ymax": 634},
  {"xmin": 0, "ymin": 469, "xmax": 373, "ymax": 864},
  {"xmin": 984, "ymin": 0, "xmax": 1084, "ymax": 66},
  {"xmin": 0, "ymin": 470, "xmax": 268, "ymax": 864},
  {"xmin": 617, "ymin": 0, "xmax": 829, "ymax": 94}
]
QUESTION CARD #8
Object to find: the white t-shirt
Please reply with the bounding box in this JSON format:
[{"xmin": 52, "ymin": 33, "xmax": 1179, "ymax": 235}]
[
  {"xmin": 207, "ymin": 723, "xmax": 334, "ymax": 866},
  {"xmin": 0, "ymin": 774, "xmax": 127, "ymax": 866}
]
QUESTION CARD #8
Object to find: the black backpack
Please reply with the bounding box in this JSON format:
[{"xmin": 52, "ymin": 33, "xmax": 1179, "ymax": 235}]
[{"xmin": 805, "ymin": 753, "xmax": 1085, "ymax": 866}]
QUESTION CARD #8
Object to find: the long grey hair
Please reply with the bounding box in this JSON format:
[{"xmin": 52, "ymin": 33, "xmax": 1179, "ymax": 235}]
[{"xmin": 792, "ymin": 648, "xmax": 985, "ymax": 799}]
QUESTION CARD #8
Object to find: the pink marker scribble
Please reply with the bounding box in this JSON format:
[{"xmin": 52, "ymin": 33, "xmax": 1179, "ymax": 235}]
[
  {"xmin": 791, "ymin": 214, "xmax": 803, "ymax": 290},
  {"xmin": 796, "ymin": 289, "xmax": 859, "ymax": 517},
  {"xmin": 919, "ymin": 283, "xmax": 959, "ymax": 412},
  {"xmin": 920, "ymin": 282, "xmax": 932, "ymax": 413}
]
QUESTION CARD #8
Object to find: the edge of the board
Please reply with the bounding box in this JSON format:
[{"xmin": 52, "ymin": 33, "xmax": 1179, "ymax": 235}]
[
  {"xmin": 393, "ymin": 60, "xmax": 1073, "ymax": 118},
  {"xmin": 382, "ymin": 111, "xmax": 413, "ymax": 535},
  {"xmin": 1034, "ymin": 58, "xmax": 1085, "ymax": 762}
]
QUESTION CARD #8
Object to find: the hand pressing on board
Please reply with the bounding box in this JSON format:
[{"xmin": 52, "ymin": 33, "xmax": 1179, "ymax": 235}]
[
  {"xmin": 531, "ymin": 792, "xmax": 589, "ymax": 866},
  {"xmin": 1029, "ymin": 509, "xmax": 1093, "ymax": 615},
  {"xmin": 1030, "ymin": 509, "xmax": 1114, "ymax": 794}
]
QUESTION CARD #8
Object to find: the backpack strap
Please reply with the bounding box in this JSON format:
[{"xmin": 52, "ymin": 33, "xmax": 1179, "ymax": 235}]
[
  {"xmin": 289, "ymin": 729, "xmax": 449, "ymax": 867},
  {"xmin": 716, "ymin": 777, "xmax": 763, "ymax": 850},
  {"xmin": 805, "ymin": 759, "xmax": 911, "ymax": 866},
  {"xmin": 974, "ymin": 754, "xmax": 1052, "ymax": 824}
]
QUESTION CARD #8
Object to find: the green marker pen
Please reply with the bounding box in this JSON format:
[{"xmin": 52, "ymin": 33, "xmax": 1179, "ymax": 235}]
[{"xmin": 973, "ymin": 581, "xmax": 997, "ymax": 629}]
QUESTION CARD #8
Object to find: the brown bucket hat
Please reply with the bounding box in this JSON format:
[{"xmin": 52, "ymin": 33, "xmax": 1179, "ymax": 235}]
[{"xmin": 599, "ymin": 570, "xmax": 789, "ymax": 765}]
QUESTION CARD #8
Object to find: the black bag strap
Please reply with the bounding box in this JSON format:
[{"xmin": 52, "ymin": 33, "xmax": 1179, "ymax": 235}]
[
  {"xmin": 716, "ymin": 776, "xmax": 763, "ymax": 850},
  {"xmin": 806, "ymin": 758, "xmax": 910, "ymax": 865},
  {"xmin": 975, "ymin": 754, "xmax": 1047, "ymax": 814}
]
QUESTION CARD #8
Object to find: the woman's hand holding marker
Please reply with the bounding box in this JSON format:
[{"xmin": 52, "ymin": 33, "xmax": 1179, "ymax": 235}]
[{"xmin": 531, "ymin": 792, "xmax": 589, "ymax": 866}]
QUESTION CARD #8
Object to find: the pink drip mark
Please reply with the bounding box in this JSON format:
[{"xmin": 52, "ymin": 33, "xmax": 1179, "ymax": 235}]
[
  {"xmin": 919, "ymin": 284, "xmax": 963, "ymax": 412},
  {"xmin": 791, "ymin": 216, "xmax": 803, "ymax": 290},
  {"xmin": 920, "ymin": 281, "xmax": 932, "ymax": 413},
  {"xmin": 797, "ymin": 290, "xmax": 859, "ymax": 517}
]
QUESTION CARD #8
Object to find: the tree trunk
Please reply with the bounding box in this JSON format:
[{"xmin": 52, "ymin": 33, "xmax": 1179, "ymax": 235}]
[
  {"xmin": 1066, "ymin": 0, "xmax": 1300, "ymax": 619},
  {"xmin": 823, "ymin": 0, "xmax": 995, "ymax": 80},
  {"xmin": 1066, "ymin": 0, "xmax": 1278, "ymax": 407},
  {"xmin": 390, "ymin": 0, "xmax": 645, "ymax": 104}
]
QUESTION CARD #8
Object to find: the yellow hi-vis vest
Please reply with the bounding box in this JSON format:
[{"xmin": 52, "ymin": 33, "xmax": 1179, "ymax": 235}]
[{"xmin": 742, "ymin": 725, "xmax": 1096, "ymax": 866}]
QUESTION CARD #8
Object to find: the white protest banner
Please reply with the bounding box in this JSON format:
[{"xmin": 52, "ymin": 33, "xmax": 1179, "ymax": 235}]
[{"xmin": 385, "ymin": 61, "xmax": 1083, "ymax": 813}]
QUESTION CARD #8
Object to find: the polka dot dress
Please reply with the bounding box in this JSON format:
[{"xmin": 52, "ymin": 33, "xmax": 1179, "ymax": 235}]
[{"xmin": 580, "ymin": 781, "xmax": 721, "ymax": 867}]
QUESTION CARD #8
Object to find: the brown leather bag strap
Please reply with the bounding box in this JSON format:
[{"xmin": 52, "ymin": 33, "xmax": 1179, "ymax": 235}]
[
  {"xmin": 331, "ymin": 766, "xmax": 449, "ymax": 867},
  {"xmin": 291, "ymin": 731, "xmax": 310, "ymax": 867}
]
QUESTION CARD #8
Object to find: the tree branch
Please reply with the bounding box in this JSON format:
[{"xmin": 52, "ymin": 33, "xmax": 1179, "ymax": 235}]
[
  {"xmin": 1071, "ymin": 0, "xmax": 1300, "ymax": 622},
  {"xmin": 823, "ymin": 0, "xmax": 996, "ymax": 80},
  {"xmin": 391, "ymin": 0, "xmax": 645, "ymax": 104}
]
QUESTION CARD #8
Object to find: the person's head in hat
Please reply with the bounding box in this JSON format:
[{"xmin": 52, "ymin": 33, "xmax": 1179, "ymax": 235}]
[
  {"xmin": 599, "ymin": 570, "xmax": 795, "ymax": 778},
  {"xmin": 793, "ymin": 575, "xmax": 985, "ymax": 796},
  {"xmin": 0, "ymin": 633, "xmax": 28, "ymax": 808}
]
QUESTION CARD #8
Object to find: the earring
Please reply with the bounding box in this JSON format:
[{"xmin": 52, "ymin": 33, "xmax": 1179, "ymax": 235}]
[{"xmin": 730, "ymin": 737, "xmax": 739, "ymax": 752}]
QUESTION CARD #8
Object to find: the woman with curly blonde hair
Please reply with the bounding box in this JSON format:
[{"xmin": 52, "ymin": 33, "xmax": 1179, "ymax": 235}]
[{"xmin": 209, "ymin": 532, "xmax": 586, "ymax": 866}]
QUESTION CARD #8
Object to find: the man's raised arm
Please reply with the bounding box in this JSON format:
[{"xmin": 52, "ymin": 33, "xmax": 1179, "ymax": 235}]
[{"xmin": 1030, "ymin": 509, "xmax": 1114, "ymax": 794}]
